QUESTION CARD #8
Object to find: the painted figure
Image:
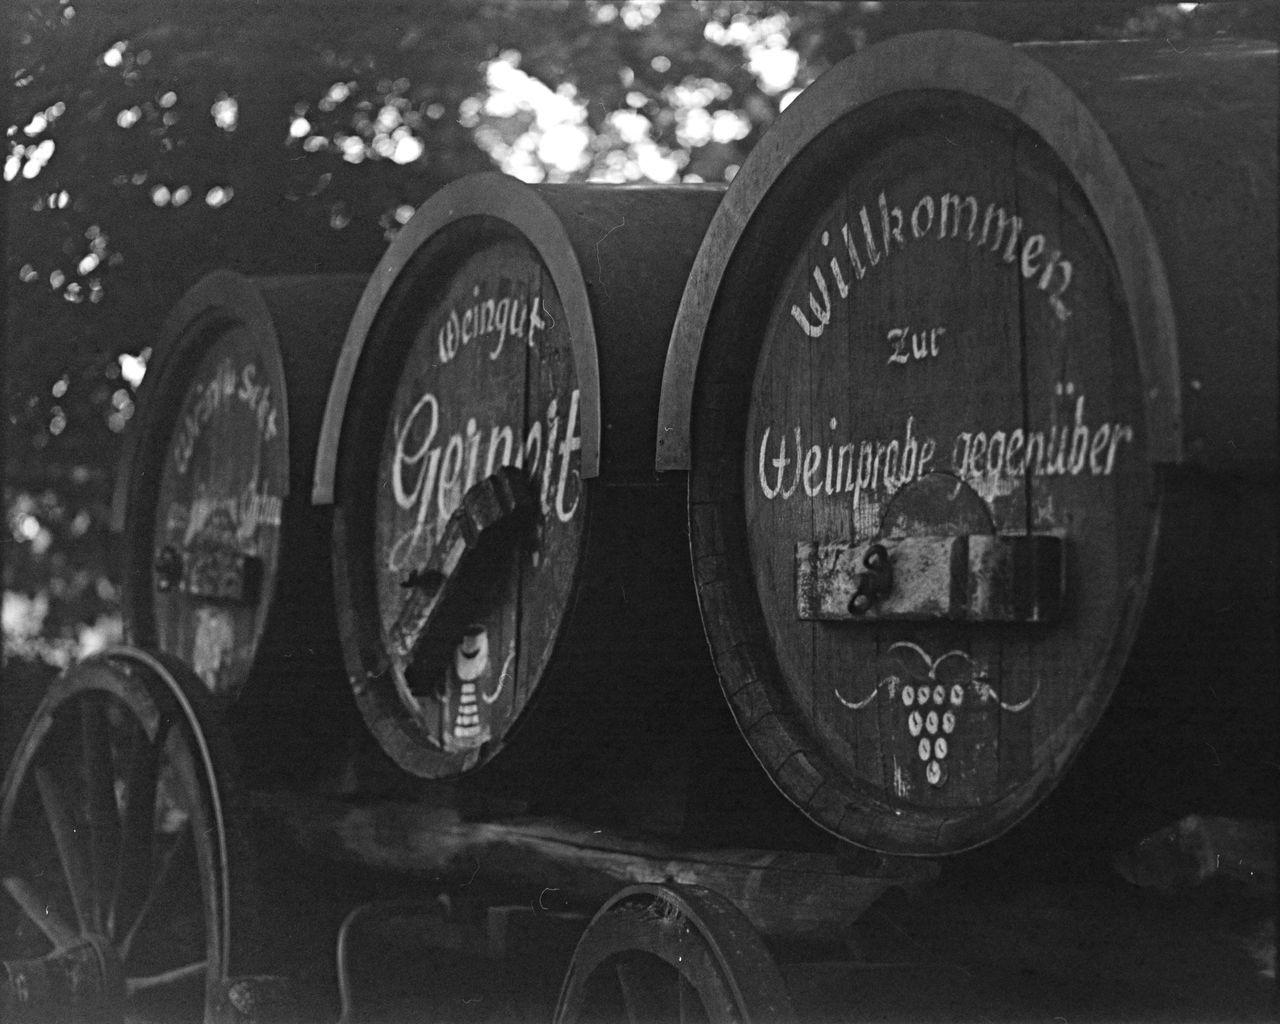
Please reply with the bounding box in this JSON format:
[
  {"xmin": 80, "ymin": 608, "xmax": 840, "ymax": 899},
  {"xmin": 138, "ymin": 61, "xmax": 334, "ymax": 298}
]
[{"xmin": 443, "ymin": 625, "xmax": 493, "ymax": 752}]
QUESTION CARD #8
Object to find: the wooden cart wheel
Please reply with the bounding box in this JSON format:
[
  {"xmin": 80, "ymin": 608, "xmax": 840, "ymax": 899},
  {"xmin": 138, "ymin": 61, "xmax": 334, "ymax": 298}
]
[
  {"xmin": 0, "ymin": 647, "xmax": 256, "ymax": 1023},
  {"xmin": 553, "ymin": 884, "xmax": 795, "ymax": 1024}
]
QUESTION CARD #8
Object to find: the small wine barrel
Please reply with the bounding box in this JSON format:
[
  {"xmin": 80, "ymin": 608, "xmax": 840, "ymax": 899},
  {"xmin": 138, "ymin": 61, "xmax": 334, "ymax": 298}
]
[
  {"xmin": 313, "ymin": 173, "xmax": 724, "ymax": 784},
  {"xmin": 113, "ymin": 271, "xmax": 366, "ymax": 699},
  {"xmin": 656, "ymin": 32, "xmax": 1277, "ymax": 855}
]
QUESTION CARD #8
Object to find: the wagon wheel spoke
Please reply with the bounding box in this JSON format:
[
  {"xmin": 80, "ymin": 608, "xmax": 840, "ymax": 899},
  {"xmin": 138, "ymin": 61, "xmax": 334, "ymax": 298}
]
[
  {"xmin": 80, "ymin": 693, "xmax": 122, "ymax": 935},
  {"xmin": 125, "ymin": 958, "xmax": 210, "ymax": 995},
  {"xmin": 119, "ymin": 819, "xmax": 192, "ymax": 963},
  {"xmin": 2, "ymin": 874, "xmax": 79, "ymax": 950},
  {"xmin": 109, "ymin": 718, "xmax": 165, "ymax": 942},
  {"xmin": 2, "ymin": 649, "xmax": 255, "ymax": 1023},
  {"xmin": 33, "ymin": 766, "xmax": 94, "ymax": 936}
]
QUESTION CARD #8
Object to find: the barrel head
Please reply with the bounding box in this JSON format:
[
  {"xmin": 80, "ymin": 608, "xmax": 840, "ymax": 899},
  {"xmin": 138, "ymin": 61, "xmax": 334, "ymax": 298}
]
[
  {"xmin": 333, "ymin": 210, "xmax": 590, "ymax": 778},
  {"xmin": 120, "ymin": 276, "xmax": 290, "ymax": 697},
  {"xmin": 687, "ymin": 50, "xmax": 1160, "ymax": 854}
]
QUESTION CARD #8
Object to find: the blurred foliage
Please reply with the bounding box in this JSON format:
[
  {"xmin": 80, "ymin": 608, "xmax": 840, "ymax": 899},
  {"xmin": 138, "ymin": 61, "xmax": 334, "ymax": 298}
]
[{"xmin": 4, "ymin": 0, "xmax": 1275, "ymax": 666}]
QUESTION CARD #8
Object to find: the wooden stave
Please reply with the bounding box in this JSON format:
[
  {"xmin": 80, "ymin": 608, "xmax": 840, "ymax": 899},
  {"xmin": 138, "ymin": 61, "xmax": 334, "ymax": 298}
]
[{"xmin": 655, "ymin": 32, "xmax": 1277, "ymax": 855}]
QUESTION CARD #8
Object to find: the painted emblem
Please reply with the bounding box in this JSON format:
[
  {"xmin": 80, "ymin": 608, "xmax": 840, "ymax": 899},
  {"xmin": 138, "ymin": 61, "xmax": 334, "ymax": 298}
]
[
  {"xmin": 443, "ymin": 626, "xmax": 493, "ymax": 752},
  {"xmin": 835, "ymin": 641, "xmax": 1038, "ymax": 790}
]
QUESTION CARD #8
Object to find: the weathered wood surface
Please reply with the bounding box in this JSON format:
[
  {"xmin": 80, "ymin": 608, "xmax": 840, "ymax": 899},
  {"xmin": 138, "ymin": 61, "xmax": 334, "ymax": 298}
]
[
  {"xmin": 656, "ymin": 32, "xmax": 1276, "ymax": 856},
  {"xmin": 319, "ymin": 175, "xmax": 729, "ymax": 802},
  {"xmin": 250, "ymin": 793, "xmax": 934, "ymax": 939}
]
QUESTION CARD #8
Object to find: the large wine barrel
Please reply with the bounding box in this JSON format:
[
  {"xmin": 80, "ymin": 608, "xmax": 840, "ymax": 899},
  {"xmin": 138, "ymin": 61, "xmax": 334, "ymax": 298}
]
[
  {"xmin": 656, "ymin": 32, "xmax": 1277, "ymax": 855},
  {"xmin": 313, "ymin": 174, "xmax": 725, "ymax": 793},
  {"xmin": 113, "ymin": 271, "xmax": 365, "ymax": 700}
]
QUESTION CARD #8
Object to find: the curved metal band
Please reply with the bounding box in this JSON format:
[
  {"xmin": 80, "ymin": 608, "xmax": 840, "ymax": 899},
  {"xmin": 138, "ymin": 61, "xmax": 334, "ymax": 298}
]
[
  {"xmin": 655, "ymin": 29, "xmax": 1180, "ymax": 470},
  {"xmin": 312, "ymin": 172, "xmax": 601, "ymax": 505}
]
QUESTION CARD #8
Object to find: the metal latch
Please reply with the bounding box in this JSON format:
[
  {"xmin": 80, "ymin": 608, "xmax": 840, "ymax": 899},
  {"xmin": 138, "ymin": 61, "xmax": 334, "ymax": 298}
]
[{"xmin": 796, "ymin": 534, "xmax": 1065, "ymax": 623}]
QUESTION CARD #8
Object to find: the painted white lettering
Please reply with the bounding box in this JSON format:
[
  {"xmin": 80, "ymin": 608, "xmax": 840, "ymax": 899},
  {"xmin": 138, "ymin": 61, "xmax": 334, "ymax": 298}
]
[
  {"xmin": 910, "ymin": 195, "xmax": 935, "ymax": 239},
  {"xmin": 1021, "ymin": 233, "xmax": 1045, "ymax": 280},
  {"xmin": 438, "ymin": 434, "xmax": 465, "ymax": 522},
  {"xmin": 900, "ymin": 416, "xmax": 919, "ymax": 483},
  {"xmin": 1040, "ymin": 251, "xmax": 1074, "ymax": 322},
  {"xmin": 822, "ymin": 232, "xmax": 849, "ymax": 299},
  {"xmin": 887, "ymin": 327, "xmax": 909, "ymax": 365},
  {"xmin": 488, "ymin": 297, "xmax": 510, "ymax": 361},
  {"xmin": 1007, "ymin": 429, "xmax": 1026, "ymax": 475},
  {"xmin": 758, "ymin": 427, "xmax": 780, "ymax": 499},
  {"xmin": 173, "ymin": 358, "xmax": 280, "ymax": 474},
  {"xmin": 987, "ymin": 431, "xmax": 1006, "ymax": 476},
  {"xmin": 528, "ymin": 296, "xmax": 547, "ymax": 348},
  {"xmin": 888, "ymin": 325, "xmax": 945, "ymax": 365},
  {"xmin": 486, "ymin": 424, "xmax": 514, "ymax": 477},
  {"xmin": 880, "ymin": 191, "xmax": 905, "ymax": 255},
  {"xmin": 918, "ymin": 436, "xmax": 936, "ymax": 476},
  {"xmin": 939, "ymin": 193, "xmax": 978, "ymax": 240},
  {"xmin": 937, "ymin": 386, "xmax": 1134, "ymax": 497},
  {"xmin": 860, "ymin": 205, "xmax": 881, "ymax": 267},
  {"xmin": 542, "ymin": 398, "xmax": 560, "ymax": 513},
  {"xmin": 883, "ymin": 440, "xmax": 900, "ymax": 491},
  {"xmin": 803, "ymin": 445, "xmax": 823, "ymax": 496},
  {"xmin": 392, "ymin": 392, "xmax": 440, "ymax": 511},
  {"xmin": 435, "ymin": 284, "xmax": 547, "ymax": 366},
  {"xmin": 853, "ymin": 441, "xmax": 874, "ymax": 503},
  {"xmin": 841, "ymin": 223, "xmax": 867, "ymax": 280},
  {"xmin": 836, "ymin": 443, "xmax": 856, "ymax": 495},
  {"xmin": 1088, "ymin": 423, "xmax": 1110, "ymax": 475},
  {"xmin": 1106, "ymin": 424, "xmax": 1133, "ymax": 474},
  {"xmin": 792, "ymin": 266, "xmax": 833, "ymax": 340},
  {"xmin": 555, "ymin": 389, "xmax": 582, "ymax": 522},
  {"xmin": 464, "ymin": 417, "xmax": 482, "ymax": 491},
  {"xmin": 461, "ymin": 307, "xmax": 475, "ymax": 349},
  {"xmin": 386, "ymin": 387, "xmax": 585, "ymax": 573}
]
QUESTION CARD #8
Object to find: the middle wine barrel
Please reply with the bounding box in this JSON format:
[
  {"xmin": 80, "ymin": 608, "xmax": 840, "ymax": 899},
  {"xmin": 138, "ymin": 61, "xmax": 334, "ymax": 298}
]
[{"xmin": 313, "ymin": 174, "xmax": 724, "ymax": 786}]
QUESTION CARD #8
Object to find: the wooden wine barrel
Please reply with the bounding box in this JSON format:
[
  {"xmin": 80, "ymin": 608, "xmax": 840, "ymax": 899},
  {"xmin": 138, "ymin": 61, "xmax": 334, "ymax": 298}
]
[
  {"xmin": 656, "ymin": 32, "xmax": 1277, "ymax": 855},
  {"xmin": 113, "ymin": 271, "xmax": 365, "ymax": 701},
  {"xmin": 313, "ymin": 173, "xmax": 725, "ymax": 789}
]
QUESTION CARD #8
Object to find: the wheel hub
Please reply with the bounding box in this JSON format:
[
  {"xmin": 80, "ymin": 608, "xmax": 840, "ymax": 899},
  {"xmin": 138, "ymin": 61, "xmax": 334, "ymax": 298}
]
[{"xmin": 2, "ymin": 932, "xmax": 124, "ymax": 1023}]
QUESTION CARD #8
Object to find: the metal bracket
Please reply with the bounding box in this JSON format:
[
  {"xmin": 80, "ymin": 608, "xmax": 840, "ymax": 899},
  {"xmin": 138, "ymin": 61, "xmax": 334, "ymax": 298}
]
[
  {"xmin": 796, "ymin": 534, "xmax": 1065, "ymax": 623},
  {"xmin": 155, "ymin": 544, "xmax": 264, "ymax": 605}
]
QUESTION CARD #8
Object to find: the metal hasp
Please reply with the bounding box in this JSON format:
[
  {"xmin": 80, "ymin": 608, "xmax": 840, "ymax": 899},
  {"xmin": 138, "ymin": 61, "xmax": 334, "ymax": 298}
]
[
  {"xmin": 155, "ymin": 545, "xmax": 265, "ymax": 605},
  {"xmin": 796, "ymin": 534, "xmax": 1066, "ymax": 623}
]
